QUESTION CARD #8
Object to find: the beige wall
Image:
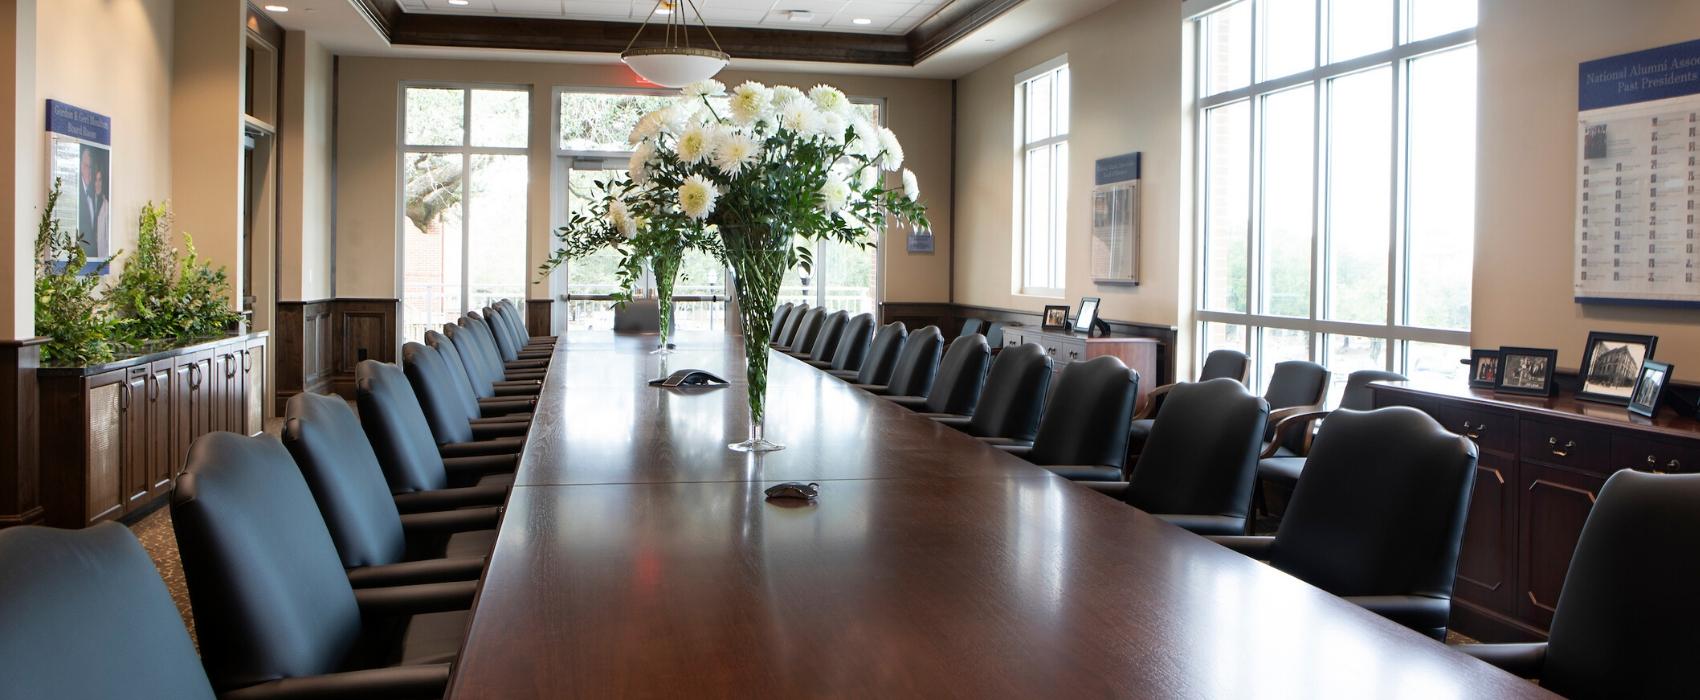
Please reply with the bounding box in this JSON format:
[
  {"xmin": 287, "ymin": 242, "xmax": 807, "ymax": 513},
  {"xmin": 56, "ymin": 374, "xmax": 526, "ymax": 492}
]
[
  {"xmin": 279, "ymin": 31, "xmax": 335, "ymax": 301},
  {"xmin": 1, "ymin": 0, "xmax": 37, "ymax": 339},
  {"xmin": 1475, "ymin": 0, "xmax": 1700, "ymax": 371},
  {"xmin": 953, "ymin": 0, "xmax": 1185, "ymax": 331},
  {"xmin": 169, "ymin": 0, "xmax": 244, "ymax": 305},
  {"xmin": 334, "ymin": 57, "xmax": 954, "ymax": 303}
]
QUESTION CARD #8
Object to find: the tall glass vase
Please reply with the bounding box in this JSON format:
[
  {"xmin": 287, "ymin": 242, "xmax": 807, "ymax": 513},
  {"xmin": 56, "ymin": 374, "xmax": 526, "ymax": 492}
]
[
  {"xmin": 723, "ymin": 224, "xmax": 790, "ymax": 453},
  {"xmin": 651, "ymin": 254, "xmax": 680, "ymax": 355}
]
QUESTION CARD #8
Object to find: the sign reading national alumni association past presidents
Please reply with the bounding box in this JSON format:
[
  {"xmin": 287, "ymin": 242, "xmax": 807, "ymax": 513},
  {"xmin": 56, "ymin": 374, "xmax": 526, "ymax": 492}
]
[{"xmin": 1574, "ymin": 38, "xmax": 1700, "ymax": 308}]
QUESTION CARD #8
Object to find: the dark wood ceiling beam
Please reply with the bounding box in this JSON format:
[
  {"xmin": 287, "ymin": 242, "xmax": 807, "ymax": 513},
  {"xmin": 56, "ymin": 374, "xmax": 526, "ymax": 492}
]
[{"xmin": 907, "ymin": 0, "xmax": 1025, "ymax": 63}]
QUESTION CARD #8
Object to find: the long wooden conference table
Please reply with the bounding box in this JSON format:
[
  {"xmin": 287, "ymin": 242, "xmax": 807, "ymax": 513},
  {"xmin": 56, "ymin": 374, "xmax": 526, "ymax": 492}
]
[{"xmin": 446, "ymin": 331, "xmax": 1552, "ymax": 698}]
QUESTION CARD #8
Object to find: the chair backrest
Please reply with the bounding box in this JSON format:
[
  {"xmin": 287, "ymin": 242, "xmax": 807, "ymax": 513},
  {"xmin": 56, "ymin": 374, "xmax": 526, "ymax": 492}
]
[
  {"xmin": 1199, "ymin": 349, "xmax": 1250, "ymax": 383},
  {"xmin": 443, "ymin": 322, "xmax": 500, "ymax": 397},
  {"xmin": 984, "ymin": 322, "xmax": 1006, "ymax": 349},
  {"xmin": 281, "ymin": 392, "xmax": 408, "ymax": 569},
  {"xmin": 0, "ymin": 523, "xmax": 216, "ymax": 699},
  {"xmin": 1125, "ymin": 378, "xmax": 1268, "ymax": 530},
  {"xmin": 884, "ymin": 325, "xmax": 944, "ymax": 397},
  {"xmin": 612, "ymin": 298, "xmax": 660, "ymax": 333},
  {"xmin": 808, "ymin": 310, "xmax": 849, "ymax": 362},
  {"xmin": 960, "ymin": 318, "xmax": 984, "ymax": 338},
  {"xmin": 1266, "ymin": 407, "xmax": 1477, "ymax": 638},
  {"xmin": 355, "ymin": 360, "xmax": 452, "ymax": 493},
  {"xmin": 425, "ymin": 329, "xmax": 491, "ymax": 403},
  {"xmin": 490, "ymin": 305, "xmax": 525, "ymax": 350},
  {"xmin": 831, "ymin": 313, "xmax": 875, "ymax": 372},
  {"xmin": 172, "ymin": 431, "xmax": 363, "ymax": 691},
  {"xmin": 856, "ymin": 322, "xmax": 907, "ymax": 385},
  {"xmin": 925, "ymin": 333, "xmax": 991, "ymax": 414},
  {"xmin": 1339, "ymin": 370, "xmax": 1406, "ymax": 411},
  {"xmin": 455, "ymin": 316, "xmax": 510, "ymax": 386},
  {"xmin": 479, "ymin": 308, "xmax": 521, "ymax": 362},
  {"xmin": 1540, "ymin": 470, "xmax": 1700, "ymax": 698},
  {"xmin": 1027, "ymin": 356, "xmax": 1139, "ymax": 467},
  {"xmin": 1265, "ymin": 360, "xmax": 1330, "ymax": 410},
  {"xmin": 967, "ymin": 342, "xmax": 1052, "ymax": 441},
  {"xmin": 775, "ymin": 303, "xmax": 808, "ymax": 347},
  {"xmin": 402, "ymin": 342, "xmax": 481, "ymax": 445},
  {"xmin": 495, "ymin": 302, "xmax": 532, "ymax": 342},
  {"xmin": 772, "ymin": 303, "xmax": 795, "ymax": 332},
  {"xmin": 788, "ymin": 307, "xmax": 826, "ymax": 354}
]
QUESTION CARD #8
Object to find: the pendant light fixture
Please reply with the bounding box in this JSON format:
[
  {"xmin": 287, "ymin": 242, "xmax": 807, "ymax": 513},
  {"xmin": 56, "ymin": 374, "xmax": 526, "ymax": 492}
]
[{"xmin": 621, "ymin": 0, "xmax": 730, "ymax": 88}]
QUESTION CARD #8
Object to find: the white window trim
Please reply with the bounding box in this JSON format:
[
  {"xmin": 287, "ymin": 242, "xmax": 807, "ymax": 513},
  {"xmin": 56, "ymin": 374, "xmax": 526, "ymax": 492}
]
[
  {"xmin": 1015, "ymin": 55, "xmax": 1070, "ymax": 299},
  {"xmin": 1189, "ymin": 1, "xmax": 1476, "ymax": 387}
]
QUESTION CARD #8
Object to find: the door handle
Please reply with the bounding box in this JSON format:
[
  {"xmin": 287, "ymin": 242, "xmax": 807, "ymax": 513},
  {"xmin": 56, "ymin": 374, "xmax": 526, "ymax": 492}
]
[
  {"xmin": 1548, "ymin": 436, "xmax": 1575, "ymax": 457},
  {"xmin": 242, "ymin": 349, "xmax": 253, "ymax": 372},
  {"xmin": 1460, "ymin": 420, "xmax": 1484, "ymax": 440},
  {"xmin": 118, "ymin": 382, "xmax": 131, "ymax": 411},
  {"xmin": 189, "ymin": 364, "xmax": 201, "ymax": 389}
]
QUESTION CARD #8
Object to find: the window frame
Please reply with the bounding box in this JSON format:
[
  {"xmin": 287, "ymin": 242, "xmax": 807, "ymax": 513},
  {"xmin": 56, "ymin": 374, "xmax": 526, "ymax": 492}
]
[
  {"xmin": 1189, "ymin": 0, "xmax": 1476, "ymax": 389},
  {"xmin": 1015, "ymin": 55, "xmax": 1071, "ymax": 298}
]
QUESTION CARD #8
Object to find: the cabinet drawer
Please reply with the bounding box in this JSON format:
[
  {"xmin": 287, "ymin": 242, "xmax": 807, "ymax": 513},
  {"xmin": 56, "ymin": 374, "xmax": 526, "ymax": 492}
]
[
  {"xmin": 1610, "ymin": 434, "xmax": 1700, "ymax": 475},
  {"xmin": 1002, "ymin": 333, "xmax": 1024, "ymax": 350},
  {"xmin": 1519, "ymin": 417, "xmax": 1608, "ymax": 474},
  {"xmin": 1435, "ymin": 403, "xmax": 1517, "ymax": 455},
  {"xmin": 1055, "ymin": 338, "xmax": 1086, "ymax": 364}
]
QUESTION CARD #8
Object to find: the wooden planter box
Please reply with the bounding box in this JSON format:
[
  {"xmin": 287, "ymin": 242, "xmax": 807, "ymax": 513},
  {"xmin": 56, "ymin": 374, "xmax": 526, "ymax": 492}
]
[{"xmin": 38, "ymin": 332, "xmax": 269, "ymax": 528}]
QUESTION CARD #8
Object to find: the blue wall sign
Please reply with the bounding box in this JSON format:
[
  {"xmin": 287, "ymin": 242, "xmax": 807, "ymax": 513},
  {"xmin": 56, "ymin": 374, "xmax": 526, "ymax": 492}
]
[
  {"xmin": 1578, "ymin": 38, "xmax": 1700, "ymax": 111},
  {"xmin": 1094, "ymin": 152, "xmax": 1141, "ymax": 185},
  {"xmin": 45, "ymin": 99, "xmax": 111, "ymax": 145}
]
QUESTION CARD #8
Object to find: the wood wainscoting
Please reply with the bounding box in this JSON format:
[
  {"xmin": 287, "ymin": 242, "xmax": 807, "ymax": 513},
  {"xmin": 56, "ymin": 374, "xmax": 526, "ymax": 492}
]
[
  {"xmin": 881, "ymin": 302, "xmax": 1177, "ymax": 388},
  {"xmin": 274, "ymin": 300, "xmax": 333, "ymax": 413},
  {"xmin": 526, "ymin": 299, "xmax": 553, "ymax": 337},
  {"xmin": 328, "ymin": 299, "xmax": 398, "ymax": 397},
  {"xmin": 0, "ymin": 338, "xmax": 46, "ymax": 528}
]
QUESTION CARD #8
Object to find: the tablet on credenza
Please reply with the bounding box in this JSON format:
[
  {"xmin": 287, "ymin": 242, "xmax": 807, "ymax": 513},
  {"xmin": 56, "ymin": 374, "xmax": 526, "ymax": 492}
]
[{"xmin": 1072, "ymin": 297, "xmax": 1100, "ymax": 336}]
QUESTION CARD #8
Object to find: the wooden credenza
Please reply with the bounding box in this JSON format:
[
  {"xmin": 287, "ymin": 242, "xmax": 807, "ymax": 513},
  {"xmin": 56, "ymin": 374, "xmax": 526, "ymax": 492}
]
[
  {"xmin": 1370, "ymin": 380, "xmax": 1700, "ymax": 642},
  {"xmin": 38, "ymin": 333, "xmax": 269, "ymax": 528},
  {"xmin": 997, "ymin": 327, "xmax": 1161, "ymax": 405}
]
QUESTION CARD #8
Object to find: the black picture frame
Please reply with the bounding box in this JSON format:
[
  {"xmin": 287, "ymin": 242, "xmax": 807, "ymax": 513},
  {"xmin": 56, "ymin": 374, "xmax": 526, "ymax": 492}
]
[
  {"xmin": 1576, "ymin": 331, "xmax": 1658, "ymax": 405},
  {"xmin": 1468, "ymin": 349, "xmax": 1500, "ymax": 389},
  {"xmin": 1494, "ymin": 346, "xmax": 1558, "ymax": 397},
  {"xmin": 1628, "ymin": 359, "xmax": 1673, "ymax": 418},
  {"xmin": 1071, "ymin": 297, "xmax": 1101, "ymax": 336},
  {"xmin": 1041, "ymin": 305, "xmax": 1070, "ymax": 331}
]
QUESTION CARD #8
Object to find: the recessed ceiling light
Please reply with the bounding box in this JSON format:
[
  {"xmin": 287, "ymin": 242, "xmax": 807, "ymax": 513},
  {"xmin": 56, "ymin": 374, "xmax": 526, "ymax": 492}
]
[
  {"xmin": 852, "ymin": 18, "xmax": 872, "ymax": 25},
  {"xmin": 788, "ymin": 10, "xmax": 814, "ymax": 22},
  {"xmin": 447, "ymin": 0, "xmax": 469, "ymax": 5},
  {"xmin": 263, "ymin": 4, "xmax": 288, "ymax": 11},
  {"xmin": 654, "ymin": 7, "xmax": 672, "ymax": 15}
]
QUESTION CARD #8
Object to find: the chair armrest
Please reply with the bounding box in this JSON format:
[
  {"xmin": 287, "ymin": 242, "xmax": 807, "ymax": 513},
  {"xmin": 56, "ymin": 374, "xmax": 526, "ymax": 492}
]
[
  {"xmin": 1044, "ymin": 465, "xmax": 1125, "ymax": 481},
  {"xmin": 1080, "ymin": 481, "xmax": 1130, "ymax": 497},
  {"xmin": 443, "ymin": 453, "xmax": 518, "ymax": 477},
  {"xmin": 353, "ymin": 580, "xmax": 477, "ymax": 617},
  {"xmin": 852, "ymin": 384, "xmax": 889, "ymax": 395},
  {"xmin": 220, "ymin": 664, "xmax": 451, "ymax": 700},
  {"xmin": 491, "ymin": 383, "xmax": 541, "ymax": 397},
  {"xmin": 886, "ymin": 395, "xmax": 929, "ymax": 410},
  {"xmin": 1456, "ymin": 642, "xmax": 1549, "ymax": 679},
  {"xmin": 503, "ymin": 358, "xmax": 550, "ymax": 369},
  {"xmin": 439, "ymin": 436, "xmax": 525, "ymax": 458},
  {"xmin": 1153, "ymin": 513, "xmax": 1248, "ymax": 536},
  {"xmin": 477, "ymin": 396, "xmax": 536, "ymax": 415},
  {"xmin": 398, "ymin": 505, "xmax": 503, "ymax": 533},
  {"xmin": 804, "ymin": 359, "xmax": 833, "ymax": 369},
  {"xmin": 470, "ymin": 421, "xmax": 528, "ymax": 440},
  {"xmin": 1131, "ymin": 383, "xmax": 1178, "ymax": 420},
  {"xmin": 1209, "ymin": 535, "xmax": 1275, "ymax": 560},
  {"xmin": 346, "ymin": 557, "xmax": 485, "ymax": 589},
  {"xmin": 1342, "ymin": 595, "xmax": 1454, "ymax": 636},
  {"xmin": 1260, "ymin": 409, "xmax": 1331, "ymax": 459},
  {"xmin": 978, "ymin": 437, "xmax": 1033, "ymax": 448},
  {"xmin": 925, "ymin": 413, "xmax": 972, "ymax": 428},
  {"xmin": 827, "ymin": 369, "xmax": 859, "ymax": 380},
  {"xmin": 996, "ymin": 444, "xmax": 1034, "ymax": 457},
  {"xmin": 469, "ymin": 414, "xmax": 530, "ymax": 426},
  {"xmin": 393, "ymin": 485, "xmax": 508, "ymax": 513},
  {"xmin": 499, "ymin": 371, "xmax": 548, "ymax": 382}
]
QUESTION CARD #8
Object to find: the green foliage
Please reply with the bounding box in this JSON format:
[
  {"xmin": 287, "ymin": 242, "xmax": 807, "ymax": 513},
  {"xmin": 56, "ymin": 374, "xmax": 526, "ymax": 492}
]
[
  {"xmin": 108, "ymin": 202, "xmax": 243, "ymax": 344},
  {"xmin": 33, "ymin": 180, "xmax": 124, "ymax": 366}
]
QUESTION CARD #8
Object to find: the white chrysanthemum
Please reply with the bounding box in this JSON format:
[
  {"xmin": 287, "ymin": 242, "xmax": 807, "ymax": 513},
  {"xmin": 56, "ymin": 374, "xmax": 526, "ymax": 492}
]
[
  {"xmin": 712, "ymin": 131, "xmax": 760, "ymax": 177},
  {"xmin": 809, "ymin": 85, "xmax": 851, "ymax": 115},
  {"xmin": 728, "ymin": 81, "xmax": 772, "ymax": 125},
  {"xmin": 607, "ymin": 199, "xmax": 637, "ymax": 239},
  {"xmin": 877, "ymin": 126, "xmax": 905, "ymax": 170},
  {"xmin": 849, "ymin": 118, "xmax": 882, "ymax": 158},
  {"xmin": 818, "ymin": 175, "xmax": 852, "ymax": 213},
  {"xmin": 859, "ymin": 166, "xmax": 880, "ymax": 191},
  {"xmin": 657, "ymin": 104, "xmax": 692, "ymax": 136},
  {"xmin": 683, "ymin": 79, "xmax": 726, "ymax": 98},
  {"xmin": 838, "ymin": 210, "xmax": 867, "ymax": 232},
  {"xmin": 779, "ymin": 100, "xmax": 823, "ymax": 135},
  {"xmin": 771, "ymin": 85, "xmax": 806, "ymax": 107},
  {"xmin": 677, "ymin": 125, "xmax": 714, "ymax": 164},
  {"xmin": 629, "ymin": 111, "xmax": 662, "ymax": 145},
  {"xmin": 818, "ymin": 112, "xmax": 847, "ymax": 144},
  {"xmin": 902, "ymin": 169, "xmax": 920, "ymax": 201},
  {"xmin": 678, "ymin": 175, "xmax": 719, "ymax": 220}
]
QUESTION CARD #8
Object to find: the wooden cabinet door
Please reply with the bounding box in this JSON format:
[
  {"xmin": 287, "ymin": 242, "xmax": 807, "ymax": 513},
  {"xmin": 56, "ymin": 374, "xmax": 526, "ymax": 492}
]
[
  {"xmin": 1517, "ymin": 461, "xmax": 1605, "ymax": 629},
  {"xmin": 84, "ymin": 369, "xmax": 127, "ymax": 526},
  {"xmin": 148, "ymin": 359, "xmax": 175, "ymax": 496},
  {"xmin": 121, "ymin": 367, "xmax": 151, "ymax": 511},
  {"xmin": 1453, "ymin": 452, "xmax": 1517, "ymax": 614},
  {"xmin": 208, "ymin": 351, "xmax": 229, "ymax": 433},
  {"xmin": 244, "ymin": 340, "xmax": 267, "ymax": 435},
  {"xmin": 174, "ymin": 350, "xmax": 214, "ymax": 468}
]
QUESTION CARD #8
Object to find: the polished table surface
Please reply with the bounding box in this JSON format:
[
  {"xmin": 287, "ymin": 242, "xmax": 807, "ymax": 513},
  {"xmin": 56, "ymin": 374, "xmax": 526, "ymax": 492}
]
[{"xmin": 447, "ymin": 332, "xmax": 1552, "ymax": 698}]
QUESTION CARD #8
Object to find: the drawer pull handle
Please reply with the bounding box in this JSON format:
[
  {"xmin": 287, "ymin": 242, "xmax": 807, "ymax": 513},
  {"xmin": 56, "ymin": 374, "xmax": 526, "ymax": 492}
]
[
  {"xmin": 1068, "ymin": 350, "xmax": 1080, "ymax": 360},
  {"xmin": 1460, "ymin": 421, "xmax": 1484, "ymax": 440},
  {"xmin": 1646, "ymin": 455, "xmax": 1683, "ymax": 473},
  {"xmin": 1548, "ymin": 437, "xmax": 1575, "ymax": 457}
]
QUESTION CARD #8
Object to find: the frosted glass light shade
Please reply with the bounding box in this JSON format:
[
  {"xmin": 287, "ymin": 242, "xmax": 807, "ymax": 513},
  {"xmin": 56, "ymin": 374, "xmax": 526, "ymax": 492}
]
[{"xmin": 621, "ymin": 47, "xmax": 729, "ymax": 88}]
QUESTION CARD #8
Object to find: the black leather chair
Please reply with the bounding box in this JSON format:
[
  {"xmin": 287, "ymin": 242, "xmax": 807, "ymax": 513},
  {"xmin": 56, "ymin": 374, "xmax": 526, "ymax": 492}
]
[
  {"xmin": 1259, "ymin": 360, "xmax": 1331, "ymax": 454},
  {"xmin": 403, "ymin": 342, "xmax": 528, "ymax": 448},
  {"xmin": 1090, "ymin": 378, "xmax": 1269, "ymax": 535},
  {"xmin": 790, "ymin": 309, "xmax": 848, "ymax": 364},
  {"xmin": 772, "ymin": 302, "xmax": 795, "ymax": 335},
  {"xmin": 889, "ymin": 333, "xmax": 990, "ymax": 415},
  {"xmin": 284, "ymin": 391, "xmax": 500, "ymax": 573},
  {"xmin": 959, "ymin": 318, "xmax": 984, "ymax": 338},
  {"xmin": 362, "ymin": 359, "xmax": 523, "ymax": 458},
  {"xmin": 1454, "ymin": 470, "xmax": 1700, "ymax": 696},
  {"xmin": 444, "ymin": 321, "xmax": 545, "ymax": 392},
  {"xmin": 994, "ymin": 356, "xmax": 1138, "ymax": 482},
  {"xmin": 357, "ymin": 360, "xmax": 520, "ymax": 493},
  {"xmin": 431, "ymin": 328, "xmax": 542, "ymax": 402},
  {"xmin": 173, "ymin": 432, "xmax": 472, "ymax": 698},
  {"xmin": 1257, "ymin": 369, "xmax": 1406, "ymax": 497},
  {"xmin": 807, "ymin": 312, "xmax": 873, "ymax": 372},
  {"xmin": 984, "ymin": 322, "xmax": 1006, "ymax": 350},
  {"xmin": 927, "ymin": 342, "xmax": 1051, "ymax": 442},
  {"xmin": 494, "ymin": 299, "xmax": 553, "ymax": 345},
  {"xmin": 424, "ymin": 330, "xmax": 535, "ymax": 415},
  {"xmin": 785, "ymin": 307, "xmax": 826, "ymax": 355},
  {"xmin": 465, "ymin": 314, "xmax": 548, "ymax": 371},
  {"xmin": 1212, "ymin": 407, "xmax": 1477, "ymax": 639},
  {"xmin": 612, "ymin": 298, "xmax": 661, "ymax": 333},
  {"xmin": 483, "ymin": 307, "xmax": 551, "ymax": 362},
  {"xmin": 854, "ymin": 325, "xmax": 943, "ymax": 398},
  {"xmin": 830, "ymin": 321, "xmax": 905, "ymax": 383},
  {"xmin": 1128, "ymin": 348, "xmax": 1250, "ymax": 456},
  {"xmin": 0, "ymin": 523, "xmax": 218, "ymax": 699},
  {"xmin": 772, "ymin": 303, "xmax": 808, "ymax": 348}
]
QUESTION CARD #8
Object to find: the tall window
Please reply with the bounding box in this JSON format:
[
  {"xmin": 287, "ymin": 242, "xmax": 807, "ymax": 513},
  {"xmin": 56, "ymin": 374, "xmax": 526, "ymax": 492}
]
[
  {"xmin": 1192, "ymin": 0, "xmax": 1477, "ymax": 398},
  {"xmin": 401, "ymin": 85, "xmax": 529, "ymax": 342},
  {"xmin": 1017, "ymin": 58, "xmax": 1070, "ymax": 296}
]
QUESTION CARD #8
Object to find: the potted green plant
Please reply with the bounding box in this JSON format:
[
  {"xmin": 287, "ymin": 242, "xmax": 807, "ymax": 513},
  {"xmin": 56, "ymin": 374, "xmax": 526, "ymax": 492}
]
[
  {"xmin": 33, "ymin": 180, "xmax": 124, "ymax": 366},
  {"xmin": 107, "ymin": 202, "xmax": 243, "ymax": 346}
]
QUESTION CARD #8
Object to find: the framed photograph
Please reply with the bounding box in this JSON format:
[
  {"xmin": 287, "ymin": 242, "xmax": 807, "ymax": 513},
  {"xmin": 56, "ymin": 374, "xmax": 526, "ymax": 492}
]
[
  {"xmin": 1628, "ymin": 360, "xmax": 1673, "ymax": 418},
  {"xmin": 1071, "ymin": 296, "xmax": 1101, "ymax": 336},
  {"xmin": 1041, "ymin": 305, "xmax": 1070, "ymax": 331},
  {"xmin": 1494, "ymin": 347, "xmax": 1558, "ymax": 397},
  {"xmin": 1576, "ymin": 331, "xmax": 1658, "ymax": 405},
  {"xmin": 1469, "ymin": 349, "xmax": 1500, "ymax": 389}
]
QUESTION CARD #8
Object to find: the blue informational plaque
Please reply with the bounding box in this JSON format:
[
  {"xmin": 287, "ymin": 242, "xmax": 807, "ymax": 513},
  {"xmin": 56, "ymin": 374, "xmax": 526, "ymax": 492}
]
[
  {"xmin": 906, "ymin": 229, "xmax": 934, "ymax": 254},
  {"xmin": 1094, "ymin": 152, "xmax": 1141, "ymax": 185},
  {"xmin": 45, "ymin": 100, "xmax": 111, "ymax": 145},
  {"xmin": 1578, "ymin": 38, "xmax": 1700, "ymax": 111}
]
